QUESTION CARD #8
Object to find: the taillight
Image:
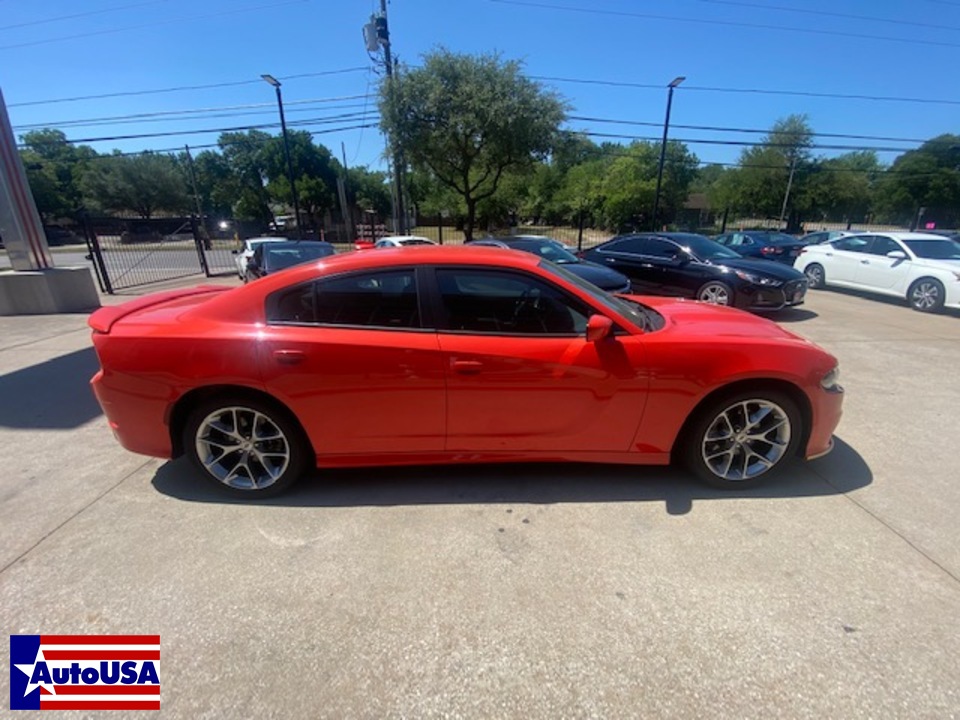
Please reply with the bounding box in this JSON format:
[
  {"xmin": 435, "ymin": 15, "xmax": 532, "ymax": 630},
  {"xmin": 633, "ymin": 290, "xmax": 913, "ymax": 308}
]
[{"xmin": 761, "ymin": 246, "xmax": 783, "ymax": 255}]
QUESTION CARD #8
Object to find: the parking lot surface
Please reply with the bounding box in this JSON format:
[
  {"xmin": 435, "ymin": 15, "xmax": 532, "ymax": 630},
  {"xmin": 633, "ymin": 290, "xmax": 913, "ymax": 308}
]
[{"xmin": 1, "ymin": 280, "xmax": 959, "ymax": 718}]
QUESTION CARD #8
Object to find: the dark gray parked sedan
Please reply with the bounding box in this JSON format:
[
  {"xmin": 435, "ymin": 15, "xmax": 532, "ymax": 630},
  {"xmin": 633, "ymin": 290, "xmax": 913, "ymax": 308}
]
[{"xmin": 467, "ymin": 236, "xmax": 632, "ymax": 293}]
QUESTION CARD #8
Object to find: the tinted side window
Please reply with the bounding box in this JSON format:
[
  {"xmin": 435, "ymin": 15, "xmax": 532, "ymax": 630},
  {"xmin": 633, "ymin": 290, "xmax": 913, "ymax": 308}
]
[
  {"xmin": 267, "ymin": 269, "xmax": 420, "ymax": 328},
  {"xmin": 867, "ymin": 236, "xmax": 902, "ymax": 256},
  {"xmin": 435, "ymin": 268, "xmax": 589, "ymax": 335},
  {"xmin": 602, "ymin": 237, "xmax": 647, "ymax": 254},
  {"xmin": 833, "ymin": 236, "xmax": 871, "ymax": 253},
  {"xmin": 643, "ymin": 239, "xmax": 681, "ymax": 259}
]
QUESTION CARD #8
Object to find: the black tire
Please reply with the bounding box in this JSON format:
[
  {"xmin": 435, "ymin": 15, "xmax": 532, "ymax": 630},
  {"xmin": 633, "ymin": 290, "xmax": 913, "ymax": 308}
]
[
  {"xmin": 697, "ymin": 281, "xmax": 733, "ymax": 306},
  {"xmin": 679, "ymin": 390, "xmax": 803, "ymax": 489},
  {"xmin": 183, "ymin": 396, "xmax": 309, "ymax": 498},
  {"xmin": 907, "ymin": 278, "xmax": 945, "ymax": 313},
  {"xmin": 804, "ymin": 263, "xmax": 826, "ymax": 290}
]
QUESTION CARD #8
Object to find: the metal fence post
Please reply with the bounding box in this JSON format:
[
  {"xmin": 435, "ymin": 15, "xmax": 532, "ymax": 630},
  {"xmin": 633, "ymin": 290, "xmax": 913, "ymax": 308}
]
[
  {"xmin": 82, "ymin": 213, "xmax": 112, "ymax": 294},
  {"xmin": 438, "ymin": 215, "xmax": 443, "ymax": 245},
  {"xmin": 190, "ymin": 215, "xmax": 211, "ymax": 276},
  {"xmin": 577, "ymin": 208, "xmax": 584, "ymax": 252}
]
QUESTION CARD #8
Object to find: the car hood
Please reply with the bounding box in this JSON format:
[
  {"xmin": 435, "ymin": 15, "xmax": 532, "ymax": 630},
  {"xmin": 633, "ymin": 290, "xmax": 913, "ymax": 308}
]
[
  {"xmin": 635, "ymin": 295, "xmax": 813, "ymax": 343},
  {"xmin": 564, "ymin": 260, "xmax": 630, "ymax": 289},
  {"xmin": 706, "ymin": 256, "xmax": 805, "ymax": 280}
]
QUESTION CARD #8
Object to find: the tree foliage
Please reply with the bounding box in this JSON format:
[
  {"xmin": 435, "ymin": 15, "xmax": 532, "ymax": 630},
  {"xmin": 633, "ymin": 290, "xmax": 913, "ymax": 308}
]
[
  {"xmin": 80, "ymin": 152, "xmax": 190, "ymax": 218},
  {"xmin": 379, "ymin": 48, "xmax": 567, "ymax": 241}
]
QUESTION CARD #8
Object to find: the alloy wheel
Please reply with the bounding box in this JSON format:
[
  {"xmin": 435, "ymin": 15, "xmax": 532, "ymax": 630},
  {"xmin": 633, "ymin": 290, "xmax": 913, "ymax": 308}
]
[
  {"xmin": 700, "ymin": 399, "xmax": 792, "ymax": 482},
  {"xmin": 194, "ymin": 406, "xmax": 291, "ymax": 490}
]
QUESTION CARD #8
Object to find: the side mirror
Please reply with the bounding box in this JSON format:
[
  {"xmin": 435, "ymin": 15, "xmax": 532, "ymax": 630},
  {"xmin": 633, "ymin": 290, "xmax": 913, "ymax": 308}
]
[
  {"xmin": 231, "ymin": 249, "xmax": 238, "ymax": 255},
  {"xmin": 586, "ymin": 314, "xmax": 614, "ymax": 342},
  {"xmin": 886, "ymin": 250, "xmax": 908, "ymax": 260}
]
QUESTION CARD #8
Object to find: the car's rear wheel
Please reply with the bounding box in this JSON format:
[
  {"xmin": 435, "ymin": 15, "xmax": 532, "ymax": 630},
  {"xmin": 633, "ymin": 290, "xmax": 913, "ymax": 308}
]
[
  {"xmin": 680, "ymin": 390, "xmax": 802, "ymax": 488},
  {"xmin": 184, "ymin": 397, "xmax": 308, "ymax": 497},
  {"xmin": 908, "ymin": 278, "xmax": 945, "ymax": 313},
  {"xmin": 697, "ymin": 281, "xmax": 733, "ymax": 306},
  {"xmin": 804, "ymin": 263, "xmax": 826, "ymax": 289}
]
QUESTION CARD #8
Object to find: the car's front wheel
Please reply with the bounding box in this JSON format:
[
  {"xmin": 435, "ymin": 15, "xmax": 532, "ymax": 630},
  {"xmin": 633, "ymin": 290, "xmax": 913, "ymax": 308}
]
[
  {"xmin": 184, "ymin": 397, "xmax": 309, "ymax": 497},
  {"xmin": 697, "ymin": 281, "xmax": 733, "ymax": 306},
  {"xmin": 804, "ymin": 263, "xmax": 826, "ymax": 289},
  {"xmin": 680, "ymin": 390, "xmax": 802, "ymax": 488},
  {"xmin": 908, "ymin": 278, "xmax": 945, "ymax": 313}
]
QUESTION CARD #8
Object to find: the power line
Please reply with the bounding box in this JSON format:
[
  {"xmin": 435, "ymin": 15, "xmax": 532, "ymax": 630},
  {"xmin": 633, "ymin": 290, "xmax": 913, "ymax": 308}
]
[
  {"xmin": 12, "ymin": 95, "xmax": 371, "ymax": 130},
  {"xmin": 0, "ymin": 0, "xmax": 312, "ymax": 50},
  {"xmin": 532, "ymin": 74, "xmax": 960, "ymax": 107},
  {"xmin": 17, "ymin": 113, "xmax": 380, "ymax": 146},
  {"xmin": 687, "ymin": 0, "xmax": 960, "ymax": 33},
  {"xmin": 568, "ymin": 115, "xmax": 937, "ymax": 145},
  {"xmin": 0, "ymin": 0, "xmax": 171, "ymax": 31},
  {"xmin": 7, "ymin": 69, "xmax": 368, "ymax": 108},
  {"xmin": 579, "ymin": 130, "xmax": 916, "ymax": 154},
  {"xmin": 488, "ymin": 0, "xmax": 960, "ymax": 50}
]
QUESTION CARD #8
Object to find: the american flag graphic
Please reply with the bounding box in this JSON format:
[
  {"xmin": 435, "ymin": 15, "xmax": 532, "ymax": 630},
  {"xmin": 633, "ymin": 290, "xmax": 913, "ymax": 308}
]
[{"xmin": 10, "ymin": 635, "xmax": 161, "ymax": 711}]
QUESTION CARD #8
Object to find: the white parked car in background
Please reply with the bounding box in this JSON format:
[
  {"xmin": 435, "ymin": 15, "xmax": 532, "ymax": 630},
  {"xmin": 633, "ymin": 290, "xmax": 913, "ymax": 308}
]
[
  {"xmin": 794, "ymin": 232, "xmax": 960, "ymax": 312},
  {"xmin": 373, "ymin": 235, "xmax": 437, "ymax": 248},
  {"xmin": 233, "ymin": 237, "xmax": 286, "ymax": 278}
]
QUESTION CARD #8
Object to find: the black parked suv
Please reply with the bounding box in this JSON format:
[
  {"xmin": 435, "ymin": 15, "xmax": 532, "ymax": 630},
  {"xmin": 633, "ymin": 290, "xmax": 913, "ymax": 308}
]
[{"xmin": 580, "ymin": 232, "xmax": 808, "ymax": 311}]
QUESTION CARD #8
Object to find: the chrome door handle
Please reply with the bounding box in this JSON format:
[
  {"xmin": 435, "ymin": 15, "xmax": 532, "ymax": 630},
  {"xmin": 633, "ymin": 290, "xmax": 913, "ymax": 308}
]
[
  {"xmin": 451, "ymin": 360, "xmax": 483, "ymax": 375},
  {"xmin": 273, "ymin": 349, "xmax": 305, "ymax": 365}
]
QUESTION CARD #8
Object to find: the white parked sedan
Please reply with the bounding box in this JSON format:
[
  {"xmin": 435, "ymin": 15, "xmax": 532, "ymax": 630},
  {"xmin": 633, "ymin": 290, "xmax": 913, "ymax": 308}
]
[
  {"xmin": 373, "ymin": 235, "xmax": 436, "ymax": 248},
  {"xmin": 794, "ymin": 232, "xmax": 960, "ymax": 312},
  {"xmin": 233, "ymin": 237, "xmax": 287, "ymax": 279}
]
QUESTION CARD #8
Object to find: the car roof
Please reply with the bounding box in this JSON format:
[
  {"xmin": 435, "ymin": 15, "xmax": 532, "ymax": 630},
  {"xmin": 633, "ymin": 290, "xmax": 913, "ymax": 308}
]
[
  {"xmin": 379, "ymin": 235, "xmax": 432, "ymax": 242},
  {"xmin": 854, "ymin": 232, "xmax": 950, "ymax": 240},
  {"xmin": 245, "ymin": 237, "xmax": 286, "ymax": 243}
]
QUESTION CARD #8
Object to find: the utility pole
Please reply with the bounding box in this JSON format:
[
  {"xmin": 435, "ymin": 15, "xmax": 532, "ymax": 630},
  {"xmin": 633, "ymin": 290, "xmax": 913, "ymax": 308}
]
[
  {"xmin": 779, "ymin": 154, "xmax": 798, "ymax": 230},
  {"xmin": 365, "ymin": 1, "xmax": 406, "ymax": 234},
  {"xmin": 184, "ymin": 145, "xmax": 204, "ymax": 221}
]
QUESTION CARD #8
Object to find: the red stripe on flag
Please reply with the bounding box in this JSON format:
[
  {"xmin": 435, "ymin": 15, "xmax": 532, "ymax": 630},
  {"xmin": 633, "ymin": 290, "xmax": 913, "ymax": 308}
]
[
  {"xmin": 43, "ymin": 650, "xmax": 160, "ymax": 661},
  {"xmin": 51, "ymin": 685, "xmax": 161, "ymax": 695},
  {"xmin": 40, "ymin": 700, "xmax": 160, "ymax": 711},
  {"xmin": 40, "ymin": 635, "xmax": 160, "ymax": 645}
]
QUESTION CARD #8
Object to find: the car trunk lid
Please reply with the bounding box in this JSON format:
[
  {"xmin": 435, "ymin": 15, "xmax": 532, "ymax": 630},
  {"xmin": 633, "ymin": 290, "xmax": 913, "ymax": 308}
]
[{"xmin": 88, "ymin": 286, "xmax": 229, "ymax": 334}]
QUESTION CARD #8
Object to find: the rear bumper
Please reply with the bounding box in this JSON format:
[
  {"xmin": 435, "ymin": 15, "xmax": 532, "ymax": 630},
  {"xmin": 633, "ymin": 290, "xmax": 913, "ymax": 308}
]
[{"xmin": 91, "ymin": 369, "xmax": 174, "ymax": 459}]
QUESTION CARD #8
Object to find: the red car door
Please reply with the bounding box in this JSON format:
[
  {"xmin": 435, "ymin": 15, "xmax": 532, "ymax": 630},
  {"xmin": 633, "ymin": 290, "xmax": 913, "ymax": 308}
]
[
  {"xmin": 257, "ymin": 269, "xmax": 446, "ymax": 456},
  {"xmin": 433, "ymin": 267, "xmax": 649, "ymax": 453}
]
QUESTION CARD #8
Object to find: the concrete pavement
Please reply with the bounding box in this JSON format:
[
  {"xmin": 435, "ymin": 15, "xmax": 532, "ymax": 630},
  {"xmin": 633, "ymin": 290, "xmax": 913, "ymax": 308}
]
[{"xmin": 1, "ymin": 277, "xmax": 958, "ymax": 718}]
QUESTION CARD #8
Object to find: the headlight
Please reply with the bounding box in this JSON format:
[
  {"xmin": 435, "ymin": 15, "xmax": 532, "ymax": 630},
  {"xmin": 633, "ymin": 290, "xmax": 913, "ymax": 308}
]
[
  {"xmin": 820, "ymin": 366, "xmax": 842, "ymax": 392},
  {"xmin": 734, "ymin": 269, "xmax": 783, "ymax": 287}
]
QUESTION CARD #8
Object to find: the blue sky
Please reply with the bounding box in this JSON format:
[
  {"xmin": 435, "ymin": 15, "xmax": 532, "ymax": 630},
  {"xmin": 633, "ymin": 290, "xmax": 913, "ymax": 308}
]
[{"xmin": 2, "ymin": 0, "xmax": 958, "ymax": 171}]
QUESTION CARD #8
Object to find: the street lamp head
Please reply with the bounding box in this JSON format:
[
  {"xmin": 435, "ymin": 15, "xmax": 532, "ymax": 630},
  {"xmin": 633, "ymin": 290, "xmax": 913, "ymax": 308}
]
[
  {"xmin": 668, "ymin": 76, "xmax": 686, "ymax": 88},
  {"xmin": 261, "ymin": 74, "xmax": 281, "ymax": 88}
]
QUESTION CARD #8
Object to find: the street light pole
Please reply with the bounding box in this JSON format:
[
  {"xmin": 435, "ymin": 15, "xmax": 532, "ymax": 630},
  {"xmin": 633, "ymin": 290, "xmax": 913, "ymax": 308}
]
[
  {"xmin": 262, "ymin": 74, "xmax": 303, "ymax": 239},
  {"xmin": 652, "ymin": 76, "xmax": 685, "ymax": 232}
]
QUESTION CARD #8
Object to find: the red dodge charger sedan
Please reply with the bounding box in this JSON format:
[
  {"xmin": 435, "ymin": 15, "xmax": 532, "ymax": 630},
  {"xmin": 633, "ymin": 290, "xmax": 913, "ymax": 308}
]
[{"xmin": 89, "ymin": 246, "xmax": 843, "ymax": 497}]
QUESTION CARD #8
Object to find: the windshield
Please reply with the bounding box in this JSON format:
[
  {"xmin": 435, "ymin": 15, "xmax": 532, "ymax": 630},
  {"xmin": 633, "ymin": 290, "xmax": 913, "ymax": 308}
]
[
  {"xmin": 399, "ymin": 239, "xmax": 433, "ymax": 246},
  {"xmin": 539, "ymin": 260, "xmax": 663, "ymax": 331},
  {"xmin": 512, "ymin": 239, "xmax": 579, "ymax": 264},
  {"xmin": 670, "ymin": 234, "xmax": 742, "ymax": 262},
  {"xmin": 903, "ymin": 239, "xmax": 960, "ymax": 260}
]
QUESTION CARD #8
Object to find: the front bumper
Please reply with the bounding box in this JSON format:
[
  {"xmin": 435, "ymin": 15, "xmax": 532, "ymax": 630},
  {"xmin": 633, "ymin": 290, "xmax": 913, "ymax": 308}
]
[{"xmin": 743, "ymin": 279, "xmax": 808, "ymax": 311}]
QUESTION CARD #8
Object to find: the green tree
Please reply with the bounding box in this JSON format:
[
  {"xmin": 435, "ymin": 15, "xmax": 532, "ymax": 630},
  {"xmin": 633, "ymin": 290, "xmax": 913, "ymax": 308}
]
[
  {"xmin": 19, "ymin": 129, "xmax": 97, "ymax": 221},
  {"xmin": 598, "ymin": 141, "xmax": 699, "ymax": 231},
  {"xmin": 801, "ymin": 151, "xmax": 881, "ymax": 225},
  {"xmin": 80, "ymin": 152, "xmax": 190, "ymax": 218},
  {"xmin": 379, "ymin": 48, "xmax": 567, "ymax": 241},
  {"xmin": 874, "ymin": 135, "xmax": 960, "ymax": 227},
  {"xmin": 261, "ymin": 131, "xmax": 339, "ymax": 227},
  {"xmin": 348, "ymin": 167, "xmax": 393, "ymax": 219},
  {"xmin": 218, "ymin": 130, "xmax": 273, "ymax": 223},
  {"xmin": 720, "ymin": 115, "xmax": 815, "ymax": 222}
]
